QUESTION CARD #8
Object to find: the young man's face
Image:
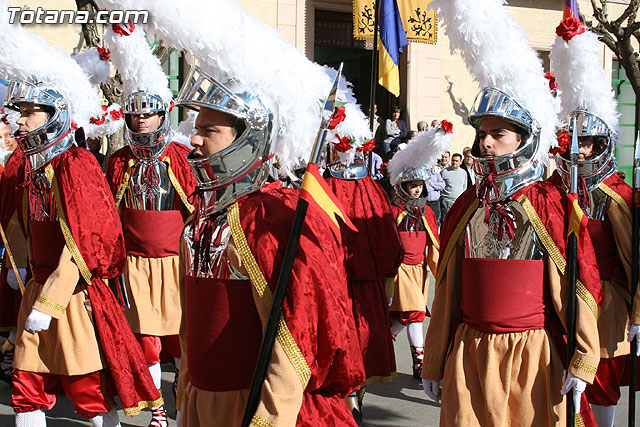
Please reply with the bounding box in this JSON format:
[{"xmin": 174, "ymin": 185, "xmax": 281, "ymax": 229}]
[
  {"xmin": 130, "ymin": 112, "xmax": 163, "ymax": 133},
  {"xmin": 16, "ymin": 103, "xmax": 50, "ymax": 136},
  {"xmin": 578, "ymin": 136, "xmax": 595, "ymax": 161},
  {"xmin": 451, "ymin": 156, "xmax": 462, "ymax": 169},
  {"xmin": 191, "ymin": 107, "xmax": 238, "ymax": 158},
  {"xmin": 405, "ymin": 180, "xmax": 424, "ymax": 198},
  {"xmin": 476, "ymin": 117, "xmax": 522, "ymax": 157},
  {"xmin": 441, "ymin": 152, "xmax": 450, "ymax": 167}
]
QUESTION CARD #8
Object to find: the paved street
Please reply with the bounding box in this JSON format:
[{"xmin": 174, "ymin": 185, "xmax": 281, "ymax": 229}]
[{"xmin": 0, "ymin": 273, "xmax": 639, "ymax": 426}]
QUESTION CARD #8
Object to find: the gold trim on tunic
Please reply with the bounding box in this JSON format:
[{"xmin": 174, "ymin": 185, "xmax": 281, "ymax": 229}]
[
  {"xmin": 36, "ymin": 296, "xmax": 66, "ymax": 313},
  {"xmin": 435, "ymin": 198, "xmax": 479, "ymax": 289},
  {"xmin": 45, "ymin": 164, "xmax": 94, "ymax": 286},
  {"xmin": 571, "ymin": 358, "xmax": 597, "ymax": 376},
  {"xmin": 122, "ymin": 397, "xmax": 164, "ymax": 417},
  {"xmin": 251, "ymin": 414, "xmax": 277, "ymax": 427},
  {"xmin": 162, "ymin": 156, "xmax": 195, "ymax": 213},
  {"xmin": 516, "ymin": 195, "xmax": 599, "ymax": 319},
  {"xmin": 227, "ymin": 202, "xmax": 312, "ymax": 388},
  {"xmin": 599, "ymin": 182, "xmax": 632, "ymax": 221}
]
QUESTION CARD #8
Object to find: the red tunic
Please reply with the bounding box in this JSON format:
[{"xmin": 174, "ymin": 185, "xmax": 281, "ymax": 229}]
[{"xmin": 326, "ymin": 176, "xmax": 403, "ymax": 382}]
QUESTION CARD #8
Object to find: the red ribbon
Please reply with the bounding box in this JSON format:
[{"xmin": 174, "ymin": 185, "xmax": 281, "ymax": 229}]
[
  {"xmin": 112, "ymin": 22, "xmax": 135, "ymax": 36},
  {"xmin": 477, "ymin": 173, "xmax": 498, "ymax": 204}
]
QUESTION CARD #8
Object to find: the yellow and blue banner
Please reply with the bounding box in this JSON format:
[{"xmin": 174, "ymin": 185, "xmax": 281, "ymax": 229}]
[{"xmin": 378, "ymin": 0, "xmax": 408, "ymax": 97}]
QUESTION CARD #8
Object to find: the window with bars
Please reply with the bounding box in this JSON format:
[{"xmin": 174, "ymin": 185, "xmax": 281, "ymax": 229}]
[{"xmin": 611, "ymin": 59, "xmax": 637, "ymax": 184}]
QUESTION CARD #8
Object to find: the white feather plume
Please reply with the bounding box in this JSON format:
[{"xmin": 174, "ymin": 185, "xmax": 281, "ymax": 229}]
[
  {"xmin": 387, "ymin": 124, "xmax": 453, "ymax": 185},
  {"xmin": 173, "ymin": 110, "xmax": 198, "ymax": 148},
  {"xmin": 0, "ymin": 2, "xmax": 102, "ymax": 130},
  {"xmin": 73, "ymin": 47, "xmax": 111, "ymax": 86},
  {"xmin": 434, "ymin": 0, "xmax": 560, "ymax": 164},
  {"xmin": 84, "ymin": 103, "xmax": 124, "ymax": 139},
  {"xmin": 102, "ymin": 23, "xmax": 173, "ymax": 104},
  {"xmin": 549, "ymin": 27, "xmax": 620, "ymax": 142},
  {"xmin": 322, "ymin": 66, "xmax": 374, "ymax": 160},
  {"xmin": 95, "ymin": 0, "xmax": 360, "ymax": 174},
  {"xmin": 1, "ymin": 107, "xmax": 19, "ymax": 133}
]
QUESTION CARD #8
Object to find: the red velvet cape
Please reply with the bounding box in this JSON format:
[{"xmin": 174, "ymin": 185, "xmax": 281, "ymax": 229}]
[
  {"xmin": 0, "ymin": 150, "xmax": 26, "ymax": 328},
  {"xmin": 236, "ymin": 182, "xmax": 365, "ymax": 426},
  {"xmin": 326, "ymin": 176, "xmax": 402, "ymax": 380},
  {"xmin": 106, "ymin": 142, "xmax": 196, "ymax": 216},
  {"xmin": 17, "ymin": 147, "xmax": 161, "ymax": 415}
]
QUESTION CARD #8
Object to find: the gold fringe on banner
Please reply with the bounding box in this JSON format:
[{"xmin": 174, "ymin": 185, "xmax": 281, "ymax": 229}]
[{"xmin": 353, "ymin": 0, "xmax": 438, "ymax": 44}]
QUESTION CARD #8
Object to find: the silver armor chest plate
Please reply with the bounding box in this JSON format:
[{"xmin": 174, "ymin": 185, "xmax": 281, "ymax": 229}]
[
  {"xmin": 28, "ymin": 170, "xmax": 58, "ymax": 221},
  {"xmin": 582, "ymin": 187, "xmax": 609, "ymax": 220},
  {"xmin": 465, "ymin": 200, "xmax": 545, "ymax": 260},
  {"xmin": 182, "ymin": 212, "xmax": 248, "ymax": 280},
  {"xmin": 125, "ymin": 160, "xmax": 176, "ymax": 211}
]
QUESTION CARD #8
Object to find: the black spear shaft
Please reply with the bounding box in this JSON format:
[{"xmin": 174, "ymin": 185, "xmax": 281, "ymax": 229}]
[
  {"xmin": 629, "ymin": 132, "xmax": 640, "ymax": 427},
  {"xmin": 566, "ymin": 118, "xmax": 579, "ymax": 427}
]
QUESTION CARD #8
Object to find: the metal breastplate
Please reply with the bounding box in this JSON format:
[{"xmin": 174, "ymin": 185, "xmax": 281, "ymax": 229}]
[
  {"xmin": 582, "ymin": 187, "xmax": 609, "ymax": 220},
  {"xmin": 125, "ymin": 160, "xmax": 176, "ymax": 211},
  {"xmin": 465, "ymin": 200, "xmax": 545, "ymax": 260},
  {"xmin": 28, "ymin": 170, "xmax": 58, "ymax": 221},
  {"xmin": 182, "ymin": 212, "xmax": 248, "ymax": 280}
]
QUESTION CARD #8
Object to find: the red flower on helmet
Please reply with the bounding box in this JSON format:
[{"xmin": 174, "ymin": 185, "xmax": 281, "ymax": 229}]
[
  {"xmin": 550, "ymin": 130, "xmax": 570, "ymax": 155},
  {"xmin": 90, "ymin": 116, "xmax": 105, "ymax": 125},
  {"xmin": 96, "ymin": 46, "xmax": 111, "ymax": 61},
  {"xmin": 357, "ymin": 138, "xmax": 376, "ymax": 152},
  {"xmin": 110, "ymin": 108, "xmax": 124, "ymax": 121},
  {"xmin": 328, "ymin": 106, "xmax": 346, "ymax": 130},
  {"xmin": 545, "ymin": 72, "xmax": 558, "ymax": 94},
  {"xmin": 169, "ymin": 100, "xmax": 175, "ymax": 112},
  {"xmin": 112, "ymin": 21, "xmax": 135, "ymax": 37},
  {"xmin": 556, "ymin": 17, "xmax": 585, "ymax": 42},
  {"xmin": 440, "ymin": 120, "xmax": 453, "ymax": 134},
  {"xmin": 333, "ymin": 135, "xmax": 352, "ymax": 153}
]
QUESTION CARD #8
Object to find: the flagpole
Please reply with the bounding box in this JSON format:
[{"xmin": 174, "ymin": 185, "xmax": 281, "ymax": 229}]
[
  {"xmin": 240, "ymin": 65, "xmax": 343, "ymax": 427},
  {"xmin": 368, "ymin": 0, "xmax": 380, "ymax": 133}
]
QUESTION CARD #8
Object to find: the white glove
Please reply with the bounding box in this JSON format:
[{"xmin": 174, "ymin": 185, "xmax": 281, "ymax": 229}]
[
  {"xmin": 560, "ymin": 371, "xmax": 586, "ymax": 413},
  {"xmin": 387, "ymin": 297, "xmax": 393, "ymax": 307},
  {"xmin": 176, "ymin": 410, "xmax": 182, "ymax": 427},
  {"xmin": 25, "ymin": 309, "xmax": 52, "ymax": 333},
  {"xmin": 628, "ymin": 324, "xmax": 640, "ymax": 356},
  {"xmin": 7, "ymin": 267, "xmax": 27, "ymax": 290},
  {"xmin": 422, "ymin": 379, "xmax": 441, "ymax": 403}
]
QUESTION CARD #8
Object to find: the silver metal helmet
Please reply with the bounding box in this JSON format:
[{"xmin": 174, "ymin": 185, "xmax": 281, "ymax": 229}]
[
  {"xmin": 468, "ymin": 87, "xmax": 545, "ymax": 202},
  {"xmin": 393, "ymin": 165, "xmax": 430, "ymax": 210},
  {"xmin": 176, "ymin": 66, "xmax": 277, "ymax": 214},
  {"xmin": 555, "ymin": 110, "xmax": 616, "ymax": 192},
  {"xmin": 123, "ymin": 90, "xmax": 172, "ymax": 161},
  {"xmin": 327, "ymin": 148, "xmax": 369, "ymax": 180},
  {"xmin": 4, "ymin": 80, "xmax": 75, "ymax": 171}
]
